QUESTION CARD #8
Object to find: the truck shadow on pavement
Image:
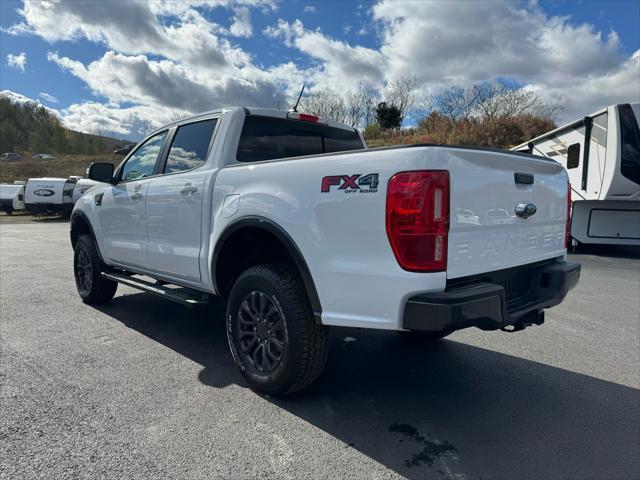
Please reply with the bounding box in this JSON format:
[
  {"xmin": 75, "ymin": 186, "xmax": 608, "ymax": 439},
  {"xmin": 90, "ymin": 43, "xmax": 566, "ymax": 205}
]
[{"xmin": 97, "ymin": 292, "xmax": 640, "ymax": 480}]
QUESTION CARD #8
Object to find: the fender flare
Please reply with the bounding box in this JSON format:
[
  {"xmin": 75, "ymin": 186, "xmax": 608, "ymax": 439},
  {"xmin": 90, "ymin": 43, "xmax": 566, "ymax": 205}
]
[
  {"xmin": 70, "ymin": 210, "xmax": 107, "ymax": 264},
  {"xmin": 70, "ymin": 210, "xmax": 96, "ymax": 246},
  {"xmin": 212, "ymin": 216, "xmax": 323, "ymax": 323}
]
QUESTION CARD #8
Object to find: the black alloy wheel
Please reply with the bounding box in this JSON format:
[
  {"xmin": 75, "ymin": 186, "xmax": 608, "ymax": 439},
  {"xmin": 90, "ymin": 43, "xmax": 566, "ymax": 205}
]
[
  {"xmin": 236, "ymin": 291, "xmax": 286, "ymax": 373},
  {"xmin": 75, "ymin": 245, "xmax": 93, "ymax": 296},
  {"xmin": 73, "ymin": 234, "xmax": 117, "ymax": 304}
]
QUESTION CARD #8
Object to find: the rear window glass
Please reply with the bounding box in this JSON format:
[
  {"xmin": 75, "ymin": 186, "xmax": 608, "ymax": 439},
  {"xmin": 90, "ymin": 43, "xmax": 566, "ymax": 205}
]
[{"xmin": 236, "ymin": 116, "xmax": 364, "ymax": 163}]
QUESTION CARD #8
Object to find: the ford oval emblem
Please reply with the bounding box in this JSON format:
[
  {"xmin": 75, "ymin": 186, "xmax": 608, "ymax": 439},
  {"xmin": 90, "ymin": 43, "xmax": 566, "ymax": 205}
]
[
  {"xmin": 515, "ymin": 202, "xmax": 537, "ymax": 219},
  {"xmin": 34, "ymin": 189, "xmax": 55, "ymax": 197}
]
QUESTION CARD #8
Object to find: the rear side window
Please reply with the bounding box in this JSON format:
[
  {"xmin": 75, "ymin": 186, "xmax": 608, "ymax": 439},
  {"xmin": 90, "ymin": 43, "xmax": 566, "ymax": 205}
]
[
  {"xmin": 236, "ymin": 116, "xmax": 364, "ymax": 163},
  {"xmin": 164, "ymin": 119, "xmax": 217, "ymax": 174}
]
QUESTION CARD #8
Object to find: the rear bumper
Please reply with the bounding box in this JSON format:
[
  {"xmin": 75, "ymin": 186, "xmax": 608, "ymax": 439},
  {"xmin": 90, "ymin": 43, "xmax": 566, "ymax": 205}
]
[{"xmin": 403, "ymin": 260, "xmax": 581, "ymax": 332}]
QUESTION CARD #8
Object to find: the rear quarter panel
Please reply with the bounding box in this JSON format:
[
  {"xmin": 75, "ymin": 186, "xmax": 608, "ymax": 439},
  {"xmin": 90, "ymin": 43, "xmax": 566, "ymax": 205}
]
[{"xmin": 212, "ymin": 147, "xmax": 450, "ymax": 330}]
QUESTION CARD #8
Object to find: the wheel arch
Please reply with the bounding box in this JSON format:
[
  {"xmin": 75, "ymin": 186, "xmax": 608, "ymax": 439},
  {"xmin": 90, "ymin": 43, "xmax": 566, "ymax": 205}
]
[
  {"xmin": 212, "ymin": 216, "xmax": 322, "ymax": 323},
  {"xmin": 70, "ymin": 211, "xmax": 95, "ymax": 247},
  {"xmin": 70, "ymin": 211, "xmax": 107, "ymax": 263}
]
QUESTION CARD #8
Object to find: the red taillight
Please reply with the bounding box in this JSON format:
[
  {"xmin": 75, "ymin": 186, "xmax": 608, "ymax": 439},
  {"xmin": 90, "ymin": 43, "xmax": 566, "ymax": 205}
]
[
  {"xmin": 298, "ymin": 113, "xmax": 319, "ymax": 123},
  {"xmin": 287, "ymin": 112, "xmax": 321, "ymax": 123},
  {"xmin": 386, "ymin": 170, "xmax": 450, "ymax": 272},
  {"xmin": 565, "ymin": 181, "xmax": 572, "ymax": 248}
]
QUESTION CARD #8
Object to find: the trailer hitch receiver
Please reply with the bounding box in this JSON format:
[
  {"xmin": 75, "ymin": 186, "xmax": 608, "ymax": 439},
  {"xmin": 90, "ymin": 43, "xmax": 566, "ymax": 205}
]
[{"xmin": 501, "ymin": 310, "xmax": 545, "ymax": 332}]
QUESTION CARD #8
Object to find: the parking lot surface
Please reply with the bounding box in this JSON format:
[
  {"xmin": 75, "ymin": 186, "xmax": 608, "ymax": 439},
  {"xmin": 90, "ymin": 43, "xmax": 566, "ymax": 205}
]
[{"xmin": 1, "ymin": 222, "xmax": 639, "ymax": 480}]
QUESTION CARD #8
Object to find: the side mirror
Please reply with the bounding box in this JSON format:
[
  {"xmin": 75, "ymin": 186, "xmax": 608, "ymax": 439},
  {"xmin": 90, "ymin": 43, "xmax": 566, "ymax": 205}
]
[{"xmin": 88, "ymin": 162, "xmax": 115, "ymax": 183}]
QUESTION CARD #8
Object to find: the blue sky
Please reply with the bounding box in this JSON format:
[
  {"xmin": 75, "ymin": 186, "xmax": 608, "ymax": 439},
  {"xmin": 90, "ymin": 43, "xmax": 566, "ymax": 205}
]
[{"xmin": 1, "ymin": 0, "xmax": 639, "ymax": 139}]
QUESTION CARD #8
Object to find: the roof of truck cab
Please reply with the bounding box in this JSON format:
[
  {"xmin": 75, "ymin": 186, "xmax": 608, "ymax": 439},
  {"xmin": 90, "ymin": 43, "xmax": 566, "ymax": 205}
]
[{"xmin": 153, "ymin": 106, "xmax": 357, "ymax": 134}]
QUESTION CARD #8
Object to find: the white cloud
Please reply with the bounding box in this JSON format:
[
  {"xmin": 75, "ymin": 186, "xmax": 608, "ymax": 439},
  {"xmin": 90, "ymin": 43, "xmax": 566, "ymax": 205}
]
[
  {"xmin": 6, "ymin": 52, "xmax": 27, "ymax": 71},
  {"xmin": 48, "ymin": 50, "xmax": 284, "ymax": 112},
  {"xmin": 265, "ymin": 20, "xmax": 386, "ymax": 90},
  {"xmin": 229, "ymin": 7, "xmax": 253, "ymax": 37},
  {"xmin": 368, "ymin": 0, "xmax": 636, "ymax": 119},
  {"xmin": 10, "ymin": 0, "xmax": 259, "ymax": 70},
  {"xmin": 1, "ymin": 90, "xmax": 62, "ymax": 123},
  {"xmin": 60, "ymin": 101, "xmax": 176, "ymax": 137},
  {"xmin": 263, "ymin": 1, "xmax": 639, "ymax": 121},
  {"xmin": 1, "ymin": 89, "xmax": 162, "ymax": 139},
  {"xmin": 5, "ymin": 0, "xmax": 639, "ymax": 135},
  {"xmin": 2, "ymin": 89, "xmax": 43, "ymax": 106},
  {"xmin": 38, "ymin": 92, "xmax": 58, "ymax": 103},
  {"xmin": 528, "ymin": 50, "xmax": 640, "ymax": 120},
  {"xmin": 303, "ymin": 5, "xmax": 316, "ymax": 14}
]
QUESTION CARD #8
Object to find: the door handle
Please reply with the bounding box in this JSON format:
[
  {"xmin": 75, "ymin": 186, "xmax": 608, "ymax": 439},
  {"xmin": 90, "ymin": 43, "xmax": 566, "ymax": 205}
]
[{"xmin": 180, "ymin": 183, "xmax": 198, "ymax": 197}]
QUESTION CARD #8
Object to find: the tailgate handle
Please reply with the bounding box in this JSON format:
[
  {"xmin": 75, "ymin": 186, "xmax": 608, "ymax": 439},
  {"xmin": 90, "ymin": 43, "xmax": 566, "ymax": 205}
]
[{"xmin": 514, "ymin": 173, "xmax": 534, "ymax": 185}]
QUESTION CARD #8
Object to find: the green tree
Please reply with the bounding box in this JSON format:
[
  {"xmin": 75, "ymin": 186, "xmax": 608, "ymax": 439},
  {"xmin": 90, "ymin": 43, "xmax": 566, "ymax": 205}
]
[{"xmin": 376, "ymin": 102, "xmax": 403, "ymax": 130}]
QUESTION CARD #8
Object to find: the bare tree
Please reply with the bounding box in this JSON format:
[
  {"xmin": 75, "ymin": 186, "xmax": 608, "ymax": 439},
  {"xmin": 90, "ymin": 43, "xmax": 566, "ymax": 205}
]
[
  {"xmin": 300, "ymin": 88, "xmax": 348, "ymax": 124},
  {"xmin": 531, "ymin": 100, "xmax": 562, "ymax": 121},
  {"xmin": 357, "ymin": 80, "xmax": 381, "ymax": 128},
  {"xmin": 430, "ymin": 85, "xmax": 481, "ymax": 121},
  {"xmin": 412, "ymin": 91, "xmax": 433, "ymax": 122},
  {"xmin": 344, "ymin": 89, "xmax": 365, "ymax": 128},
  {"xmin": 475, "ymin": 82, "xmax": 560, "ymax": 120},
  {"xmin": 296, "ymin": 78, "xmax": 411, "ymax": 129},
  {"xmin": 429, "ymin": 82, "xmax": 559, "ymax": 122},
  {"xmin": 384, "ymin": 76, "xmax": 416, "ymax": 121},
  {"xmin": 474, "ymin": 83, "xmax": 504, "ymax": 119}
]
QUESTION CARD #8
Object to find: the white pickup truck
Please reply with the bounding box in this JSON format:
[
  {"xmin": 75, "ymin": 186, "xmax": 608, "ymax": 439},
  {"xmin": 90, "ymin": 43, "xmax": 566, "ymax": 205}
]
[{"xmin": 71, "ymin": 107, "xmax": 580, "ymax": 395}]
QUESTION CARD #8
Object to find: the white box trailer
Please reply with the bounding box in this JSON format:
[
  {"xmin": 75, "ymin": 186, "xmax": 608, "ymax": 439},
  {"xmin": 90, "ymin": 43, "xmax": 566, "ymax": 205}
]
[
  {"xmin": 24, "ymin": 176, "xmax": 81, "ymax": 217},
  {"xmin": 0, "ymin": 181, "xmax": 26, "ymax": 214},
  {"xmin": 514, "ymin": 103, "xmax": 640, "ymax": 246}
]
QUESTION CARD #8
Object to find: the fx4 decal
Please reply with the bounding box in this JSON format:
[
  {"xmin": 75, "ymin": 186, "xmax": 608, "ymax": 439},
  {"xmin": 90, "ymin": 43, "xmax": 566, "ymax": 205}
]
[{"xmin": 321, "ymin": 174, "xmax": 379, "ymax": 193}]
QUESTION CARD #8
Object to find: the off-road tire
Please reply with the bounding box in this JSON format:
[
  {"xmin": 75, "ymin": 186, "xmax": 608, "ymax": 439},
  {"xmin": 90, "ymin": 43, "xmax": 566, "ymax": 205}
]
[
  {"xmin": 74, "ymin": 234, "xmax": 117, "ymax": 304},
  {"xmin": 226, "ymin": 264, "xmax": 328, "ymax": 396}
]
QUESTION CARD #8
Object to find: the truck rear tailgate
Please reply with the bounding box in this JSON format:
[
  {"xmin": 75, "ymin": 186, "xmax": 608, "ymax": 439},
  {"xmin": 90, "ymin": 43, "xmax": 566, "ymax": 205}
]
[{"xmin": 445, "ymin": 147, "xmax": 568, "ymax": 279}]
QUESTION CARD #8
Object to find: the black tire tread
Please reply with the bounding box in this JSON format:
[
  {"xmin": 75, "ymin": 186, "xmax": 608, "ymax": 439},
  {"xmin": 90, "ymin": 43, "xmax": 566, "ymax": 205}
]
[
  {"xmin": 230, "ymin": 264, "xmax": 328, "ymax": 395},
  {"xmin": 75, "ymin": 234, "xmax": 117, "ymax": 304}
]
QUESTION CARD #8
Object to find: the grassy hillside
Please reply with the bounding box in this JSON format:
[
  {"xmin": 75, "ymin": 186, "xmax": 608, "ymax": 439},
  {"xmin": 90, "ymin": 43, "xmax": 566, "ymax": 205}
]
[
  {"xmin": 0, "ymin": 93, "xmax": 133, "ymax": 183},
  {"xmin": 0, "ymin": 154, "xmax": 120, "ymax": 183},
  {"xmin": 364, "ymin": 113, "xmax": 556, "ymax": 149},
  {"xmin": 0, "ymin": 95, "xmax": 131, "ymax": 156}
]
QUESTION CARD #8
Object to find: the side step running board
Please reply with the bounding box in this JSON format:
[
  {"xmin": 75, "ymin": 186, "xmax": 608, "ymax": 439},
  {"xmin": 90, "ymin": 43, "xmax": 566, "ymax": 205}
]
[{"xmin": 101, "ymin": 271, "xmax": 212, "ymax": 307}]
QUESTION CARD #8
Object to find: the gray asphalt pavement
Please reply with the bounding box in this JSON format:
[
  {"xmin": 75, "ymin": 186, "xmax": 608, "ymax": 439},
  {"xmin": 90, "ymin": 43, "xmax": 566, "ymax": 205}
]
[{"xmin": 1, "ymin": 222, "xmax": 639, "ymax": 480}]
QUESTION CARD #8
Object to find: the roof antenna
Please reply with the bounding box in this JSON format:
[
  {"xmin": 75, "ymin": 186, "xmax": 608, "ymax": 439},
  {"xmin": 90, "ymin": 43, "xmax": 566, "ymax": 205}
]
[{"xmin": 290, "ymin": 84, "xmax": 305, "ymax": 112}]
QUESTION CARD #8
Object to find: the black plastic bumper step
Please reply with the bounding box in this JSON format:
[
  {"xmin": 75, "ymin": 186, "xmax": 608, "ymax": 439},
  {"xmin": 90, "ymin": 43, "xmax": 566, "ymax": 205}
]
[{"xmin": 101, "ymin": 271, "xmax": 212, "ymax": 307}]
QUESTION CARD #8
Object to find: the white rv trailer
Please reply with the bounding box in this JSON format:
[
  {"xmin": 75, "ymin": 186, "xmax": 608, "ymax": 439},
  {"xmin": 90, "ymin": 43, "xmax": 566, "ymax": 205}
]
[
  {"xmin": 514, "ymin": 103, "xmax": 640, "ymax": 246},
  {"xmin": 24, "ymin": 176, "xmax": 80, "ymax": 217},
  {"xmin": 0, "ymin": 181, "xmax": 26, "ymax": 214}
]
